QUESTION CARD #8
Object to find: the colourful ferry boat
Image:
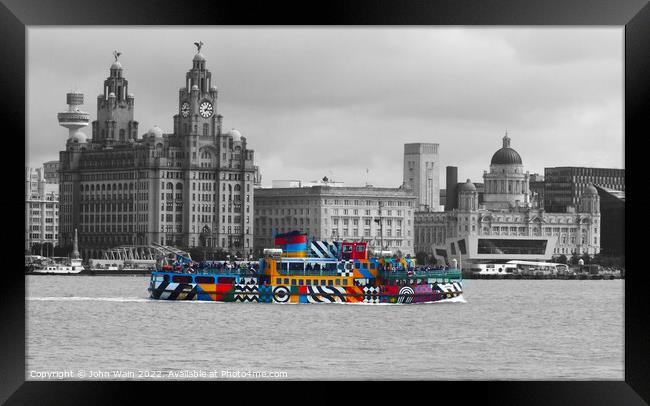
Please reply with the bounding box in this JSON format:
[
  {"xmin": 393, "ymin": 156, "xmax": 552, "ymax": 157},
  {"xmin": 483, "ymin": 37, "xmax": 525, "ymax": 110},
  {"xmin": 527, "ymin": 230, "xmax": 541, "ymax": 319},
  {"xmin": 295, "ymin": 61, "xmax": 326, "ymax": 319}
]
[{"xmin": 148, "ymin": 232, "xmax": 463, "ymax": 304}]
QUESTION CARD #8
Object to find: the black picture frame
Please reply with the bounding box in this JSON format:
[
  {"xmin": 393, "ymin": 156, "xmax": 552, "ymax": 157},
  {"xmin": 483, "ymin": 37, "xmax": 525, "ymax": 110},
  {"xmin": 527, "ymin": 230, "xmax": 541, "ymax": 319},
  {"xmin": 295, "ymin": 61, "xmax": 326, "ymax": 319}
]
[{"xmin": 4, "ymin": 0, "xmax": 648, "ymax": 404}]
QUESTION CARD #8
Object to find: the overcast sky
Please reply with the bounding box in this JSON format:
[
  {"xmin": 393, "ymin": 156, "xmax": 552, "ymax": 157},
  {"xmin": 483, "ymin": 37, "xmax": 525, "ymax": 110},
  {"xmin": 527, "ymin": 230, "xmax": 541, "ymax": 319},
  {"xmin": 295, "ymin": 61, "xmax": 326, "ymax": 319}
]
[{"xmin": 26, "ymin": 27, "xmax": 624, "ymax": 188}]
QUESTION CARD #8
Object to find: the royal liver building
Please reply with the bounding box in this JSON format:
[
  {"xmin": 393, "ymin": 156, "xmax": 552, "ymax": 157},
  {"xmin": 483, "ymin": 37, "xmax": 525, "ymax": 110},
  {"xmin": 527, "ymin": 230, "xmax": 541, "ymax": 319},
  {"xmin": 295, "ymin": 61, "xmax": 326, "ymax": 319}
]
[{"xmin": 58, "ymin": 44, "xmax": 259, "ymax": 259}]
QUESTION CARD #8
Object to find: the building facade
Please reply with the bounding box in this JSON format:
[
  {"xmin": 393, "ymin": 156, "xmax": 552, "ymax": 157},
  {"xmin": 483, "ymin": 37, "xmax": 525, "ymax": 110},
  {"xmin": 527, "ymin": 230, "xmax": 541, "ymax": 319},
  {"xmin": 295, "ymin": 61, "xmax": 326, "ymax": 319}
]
[
  {"xmin": 43, "ymin": 161, "xmax": 60, "ymax": 184},
  {"xmin": 58, "ymin": 46, "xmax": 258, "ymax": 259},
  {"xmin": 544, "ymin": 166, "xmax": 624, "ymax": 213},
  {"xmin": 403, "ymin": 143, "xmax": 440, "ymax": 211},
  {"xmin": 595, "ymin": 185, "xmax": 624, "ymax": 257},
  {"xmin": 254, "ymin": 184, "xmax": 417, "ymax": 256},
  {"xmin": 529, "ymin": 173, "xmax": 545, "ymax": 209},
  {"xmin": 415, "ymin": 135, "xmax": 601, "ymax": 266},
  {"xmin": 25, "ymin": 167, "xmax": 59, "ymax": 254}
]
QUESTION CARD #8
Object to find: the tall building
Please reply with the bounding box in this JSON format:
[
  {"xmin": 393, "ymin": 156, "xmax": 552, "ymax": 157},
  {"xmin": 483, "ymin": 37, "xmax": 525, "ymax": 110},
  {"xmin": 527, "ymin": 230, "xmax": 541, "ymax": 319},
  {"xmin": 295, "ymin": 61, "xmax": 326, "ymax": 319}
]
[
  {"xmin": 482, "ymin": 133, "xmax": 530, "ymax": 210},
  {"xmin": 25, "ymin": 167, "xmax": 59, "ymax": 254},
  {"xmin": 403, "ymin": 143, "xmax": 440, "ymax": 211},
  {"xmin": 529, "ymin": 173, "xmax": 545, "ymax": 209},
  {"xmin": 414, "ymin": 135, "xmax": 601, "ymax": 266},
  {"xmin": 544, "ymin": 166, "xmax": 625, "ymax": 213},
  {"xmin": 595, "ymin": 185, "xmax": 625, "ymax": 257},
  {"xmin": 441, "ymin": 165, "xmax": 484, "ymax": 211},
  {"xmin": 254, "ymin": 184, "xmax": 417, "ymax": 256},
  {"xmin": 444, "ymin": 166, "xmax": 458, "ymax": 211},
  {"xmin": 43, "ymin": 161, "xmax": 60, "ymax": 184},
  {"xmin": 58, "ymin": 45, "xmax": 258, "ymax": 259}
]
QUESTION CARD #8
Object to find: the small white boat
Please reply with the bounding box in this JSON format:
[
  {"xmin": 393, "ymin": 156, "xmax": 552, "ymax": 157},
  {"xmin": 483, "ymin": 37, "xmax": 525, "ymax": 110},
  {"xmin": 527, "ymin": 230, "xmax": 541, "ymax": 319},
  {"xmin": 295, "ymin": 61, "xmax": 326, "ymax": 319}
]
[{"xmin": 32, "ymin": 258, "xmax": 85, "ymax": 274}]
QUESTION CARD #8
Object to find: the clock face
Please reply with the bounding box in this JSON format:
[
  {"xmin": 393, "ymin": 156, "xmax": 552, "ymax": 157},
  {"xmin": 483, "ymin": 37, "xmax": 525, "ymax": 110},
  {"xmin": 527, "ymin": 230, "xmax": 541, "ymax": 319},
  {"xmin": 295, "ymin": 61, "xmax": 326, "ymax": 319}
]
[
  {"xmin": 180, "ymin": 102, "xmax": 190, "ymax": 118},
  {"xmin": 199, "ymin": 101, "xmax": 213, "ymax": 118}
]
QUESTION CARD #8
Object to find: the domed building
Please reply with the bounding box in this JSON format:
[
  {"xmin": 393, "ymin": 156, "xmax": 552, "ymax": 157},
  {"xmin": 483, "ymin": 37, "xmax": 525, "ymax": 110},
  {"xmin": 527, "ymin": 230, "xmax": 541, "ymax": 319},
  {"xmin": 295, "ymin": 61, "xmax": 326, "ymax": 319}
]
[
  {"xmin": 57, "ymin": 45, "xmax": 261, "ymax": 258},
  {"xmin": 414, "ymin": 133, "xmax": 601, "ymax": 268},
  {"xmin": 482, "ymin": 133, "xmax": 530, "ymax": 210}
]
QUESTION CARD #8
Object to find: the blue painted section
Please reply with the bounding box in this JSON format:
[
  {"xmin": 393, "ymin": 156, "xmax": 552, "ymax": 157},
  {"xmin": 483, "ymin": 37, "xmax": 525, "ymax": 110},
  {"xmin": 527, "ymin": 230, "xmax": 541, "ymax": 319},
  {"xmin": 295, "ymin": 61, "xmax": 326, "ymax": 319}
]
[
  {"xmin": 357, "ymin": 267, "xmax": 374, "ymax": 278},
  {"xmin": 283, "ymin": 242, "xmax": 307, "ymax": 252}
]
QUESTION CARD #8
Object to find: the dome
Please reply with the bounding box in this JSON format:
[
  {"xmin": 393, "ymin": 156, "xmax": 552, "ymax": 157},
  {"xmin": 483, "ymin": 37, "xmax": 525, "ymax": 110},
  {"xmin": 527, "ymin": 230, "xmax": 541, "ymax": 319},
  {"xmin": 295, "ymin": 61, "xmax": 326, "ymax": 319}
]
[
  {"xmin": 148, "ymin": 126, "xmax": 164, "ymax": 138},
  {"xmin": 191, "ymin": 84, "xmax": 199, "ymax": 91},
  {"xmin": 491, "ymin": 148, "xmax": 522, "ymax": 165},
  {"xmin": 584, "ymin": 184, "xmax": 598, "ymax": 196},
  {"xmin": 108, "ymin": 92, "xmax": 116, "ymax": 98},
  {"xmin": 227, "ymin": 129, "xmax": 242, "ymax": 141},
  {"xmin": 127, "ymin": 93, "xmax": 134, "ymax": 98},
  {"xmin": 459, "ymin": 179, "xmax": 476, "ymax": 192},
  {"xmin": 193, "ymin": 52, "xmax": 206, "ymax": 62},
  {"xmin": 110, "ymin": 61, "xmax": 122, "ymax": 70},
  {"xmin": 209, "ymin": 85, "xmax": 218, "ymax": 92},
  {"xmin": 491, "ymin": 134, "xmax": 522, "ymax": 165},
  {"xmin": 70, "ymin": 130, "xmax": 87, "ymax": 143}
]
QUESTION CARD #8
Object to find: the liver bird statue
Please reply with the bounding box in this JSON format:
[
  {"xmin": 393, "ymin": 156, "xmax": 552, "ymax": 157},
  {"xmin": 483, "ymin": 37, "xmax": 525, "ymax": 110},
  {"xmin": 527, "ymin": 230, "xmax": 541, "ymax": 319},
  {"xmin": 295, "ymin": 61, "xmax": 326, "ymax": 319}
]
[
  {"xmin": 194, "ymin": 41, "xmax": 203, "ymax": 52},
  {"xmin": 113, "ymin": 50, "xmax": 122, "ymax": 61}
]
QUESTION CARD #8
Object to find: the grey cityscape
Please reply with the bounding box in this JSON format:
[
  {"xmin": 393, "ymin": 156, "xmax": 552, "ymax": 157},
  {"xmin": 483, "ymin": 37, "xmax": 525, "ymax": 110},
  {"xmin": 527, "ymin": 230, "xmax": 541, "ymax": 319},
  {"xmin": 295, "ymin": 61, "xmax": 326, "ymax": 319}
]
[
  {"xmin": 25, "ymin": 27, "xmax": 625, "ymax": 381},
  {"xmin": 26, "ymin": 27, "xmax": 624, "ymax": 270}
]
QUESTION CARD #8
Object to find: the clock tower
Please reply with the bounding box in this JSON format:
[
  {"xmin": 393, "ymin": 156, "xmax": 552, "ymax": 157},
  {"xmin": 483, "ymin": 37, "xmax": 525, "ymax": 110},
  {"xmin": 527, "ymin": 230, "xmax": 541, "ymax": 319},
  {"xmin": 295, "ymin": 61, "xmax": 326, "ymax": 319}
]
[
  {"xmin": 92, "ymin": 51, "xmax": 138, "ymax": 145},
  {"xmin": 173, "ymin": 42, "xmax": 221, "ymax": 137}
]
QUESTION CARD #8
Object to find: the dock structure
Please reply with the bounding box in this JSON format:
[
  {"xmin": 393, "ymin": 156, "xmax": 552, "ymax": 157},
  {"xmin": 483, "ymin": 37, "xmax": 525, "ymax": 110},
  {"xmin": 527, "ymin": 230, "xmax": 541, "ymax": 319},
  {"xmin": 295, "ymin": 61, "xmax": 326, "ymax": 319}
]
[{"xmin": 99, "ymin": 244, "xmax": 189, "ymax": 261}]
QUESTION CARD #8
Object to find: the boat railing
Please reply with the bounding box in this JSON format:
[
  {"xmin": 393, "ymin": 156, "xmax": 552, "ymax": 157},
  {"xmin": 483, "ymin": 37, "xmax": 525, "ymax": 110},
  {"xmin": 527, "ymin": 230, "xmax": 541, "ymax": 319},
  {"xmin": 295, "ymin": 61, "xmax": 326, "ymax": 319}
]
[
  {"xmin": 276, "ymin": 269, "xmax": 341, "ymax": 277},
  {"xmin": 381, "ymin": 269, "xmax": 462, "ymax": 281}
]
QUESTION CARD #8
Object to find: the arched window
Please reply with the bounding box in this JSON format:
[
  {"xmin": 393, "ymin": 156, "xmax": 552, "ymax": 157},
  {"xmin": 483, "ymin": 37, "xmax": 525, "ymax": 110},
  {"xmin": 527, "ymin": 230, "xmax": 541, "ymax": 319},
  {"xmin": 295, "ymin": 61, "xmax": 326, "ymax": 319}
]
[
  {"xmin": 234, "ymin": 184, "xmax": 241, "ymax": 192},
  {"xmin": 176, "ymin": 182, "xmax": 182, "ymax": 190},
  {"xmin": 167, "ymin": 182, "xmax": 173, "ymax": 190}
]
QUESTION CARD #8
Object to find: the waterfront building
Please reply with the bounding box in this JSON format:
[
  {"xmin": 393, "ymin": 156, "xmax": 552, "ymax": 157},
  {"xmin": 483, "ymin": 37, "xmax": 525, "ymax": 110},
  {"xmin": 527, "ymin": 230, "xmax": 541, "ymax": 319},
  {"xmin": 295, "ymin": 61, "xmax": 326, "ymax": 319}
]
[
  {"xmin": 43, "ymin": 161, "xmax": 60, "ymax": 184},
  {"xmin": 254, "ymin": 183, "xmax": 417, "ymax": 256},
  {"xmin": 414, "ymin": 135, "xmax": 601, "ymax": 266},
  {"xmin": 529, "ymin": 173, "xmax": 545, "ymax": 209},
  {"xmin": 57, "ymin": 45, "xmax": 258, "ymax": 259},
  {"xmin": 25, "ymin": 167, "xmax": 59, "ymax": 254},
  {"xmin": 403, "ymin": 143, "xmax": 440, "ymax": 211},
  {"xmin": 544, "ymin": 166, "xmax": 624, "ymax": 213},
  {"xmin": 441, "ymin": 165, "xmax": 484, "ymax": 211},
  {"xmin": 595, "ymin": 185, "xmax": 625, "ymax": 257}
]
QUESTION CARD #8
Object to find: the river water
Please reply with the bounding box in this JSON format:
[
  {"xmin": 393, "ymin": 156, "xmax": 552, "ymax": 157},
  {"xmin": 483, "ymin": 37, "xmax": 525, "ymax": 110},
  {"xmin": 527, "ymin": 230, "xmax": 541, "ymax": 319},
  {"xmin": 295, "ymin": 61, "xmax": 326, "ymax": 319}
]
[{"xmin": 25, "ymin": 276, "xmax": 624, "ymax": 380}]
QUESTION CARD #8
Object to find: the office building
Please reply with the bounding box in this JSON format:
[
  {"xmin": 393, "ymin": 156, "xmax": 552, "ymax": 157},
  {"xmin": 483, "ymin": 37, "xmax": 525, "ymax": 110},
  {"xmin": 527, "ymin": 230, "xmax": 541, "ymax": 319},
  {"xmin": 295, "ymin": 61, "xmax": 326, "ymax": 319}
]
[{"xmin": 254, "ymin": 183, "xmax": 417, "ymax": 256}]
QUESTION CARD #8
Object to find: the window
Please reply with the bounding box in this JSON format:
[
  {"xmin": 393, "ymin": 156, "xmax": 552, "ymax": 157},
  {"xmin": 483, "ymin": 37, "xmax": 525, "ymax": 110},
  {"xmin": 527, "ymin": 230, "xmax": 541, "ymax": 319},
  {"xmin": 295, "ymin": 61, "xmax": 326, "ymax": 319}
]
[{"xmin": 195, "ymin": 276, "xmax": 215, "ymax": 284}]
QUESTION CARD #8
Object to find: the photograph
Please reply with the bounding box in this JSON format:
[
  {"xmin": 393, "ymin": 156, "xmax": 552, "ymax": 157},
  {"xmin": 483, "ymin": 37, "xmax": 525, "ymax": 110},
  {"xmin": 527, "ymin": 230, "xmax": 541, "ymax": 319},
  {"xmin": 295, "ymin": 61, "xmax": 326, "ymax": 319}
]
[{"xmin": 23, "ymin": 26, "xmax": 627, "ymax": 382}]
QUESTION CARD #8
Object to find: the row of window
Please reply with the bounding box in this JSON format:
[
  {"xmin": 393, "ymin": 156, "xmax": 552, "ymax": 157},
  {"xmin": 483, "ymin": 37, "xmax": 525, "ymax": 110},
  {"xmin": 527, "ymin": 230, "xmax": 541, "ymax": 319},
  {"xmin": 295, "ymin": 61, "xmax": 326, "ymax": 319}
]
[
  {"xmin": 275, "ymin": 277, "xmax": 349, "ymax": 287},
  {"xmin": 257, "ymin": 199, "xmax": 414, "ymax": 207}
]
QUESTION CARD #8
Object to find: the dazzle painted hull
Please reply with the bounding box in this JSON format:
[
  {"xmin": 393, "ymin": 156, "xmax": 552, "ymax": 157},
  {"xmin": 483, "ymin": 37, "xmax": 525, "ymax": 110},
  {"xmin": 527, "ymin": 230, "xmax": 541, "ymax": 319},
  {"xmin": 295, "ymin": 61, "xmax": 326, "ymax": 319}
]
[{"xmin": 148, "ymin": 272, "xmax": 463, "ymax": 304}]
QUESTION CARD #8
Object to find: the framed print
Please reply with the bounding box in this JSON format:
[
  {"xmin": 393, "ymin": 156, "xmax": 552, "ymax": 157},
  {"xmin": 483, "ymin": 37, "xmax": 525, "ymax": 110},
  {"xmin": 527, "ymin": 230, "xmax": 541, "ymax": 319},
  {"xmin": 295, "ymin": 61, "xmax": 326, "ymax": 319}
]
[{"xmin": 3, "ymin": 0, "xmax": 648, "ymax": 404}]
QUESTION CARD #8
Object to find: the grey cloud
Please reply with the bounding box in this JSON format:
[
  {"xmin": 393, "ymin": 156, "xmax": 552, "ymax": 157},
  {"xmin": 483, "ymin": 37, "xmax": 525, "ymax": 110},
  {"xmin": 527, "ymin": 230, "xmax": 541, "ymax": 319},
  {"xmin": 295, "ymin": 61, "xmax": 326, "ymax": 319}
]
[{"xmin": 27, "ymin": 27, "xmax": 623, "ymax": 189}]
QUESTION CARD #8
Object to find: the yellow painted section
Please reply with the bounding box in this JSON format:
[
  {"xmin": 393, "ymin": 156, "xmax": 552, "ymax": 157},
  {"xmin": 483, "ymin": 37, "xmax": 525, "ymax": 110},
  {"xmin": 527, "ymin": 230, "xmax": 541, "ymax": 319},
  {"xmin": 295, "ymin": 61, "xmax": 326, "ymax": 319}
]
[
  {"xmin": 198, "ymin": 283, "xmax": 216, "ymax": 293},
  {"xmin": 282, "ymin": 252, "xmax": 307, "ymax": 258}
]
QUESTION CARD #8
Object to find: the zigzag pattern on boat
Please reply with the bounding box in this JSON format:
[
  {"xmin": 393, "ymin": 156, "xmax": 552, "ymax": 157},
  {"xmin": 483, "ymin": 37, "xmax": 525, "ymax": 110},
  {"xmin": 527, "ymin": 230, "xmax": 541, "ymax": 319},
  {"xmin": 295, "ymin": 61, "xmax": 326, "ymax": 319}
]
[
  {"xmin": 306, "ymin": 286, "xmax": 346, "ymax": 303},
  {"xmin": 234, "ymin": 283, "xmax": 260, "ymax": 302},
  {"xmin": 310, "ymin": 240, "xmax": 338, "ymax": 258},
  {"xmin": 234, "ymin": 294, "xmax": 260, "ymax": 302}
]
